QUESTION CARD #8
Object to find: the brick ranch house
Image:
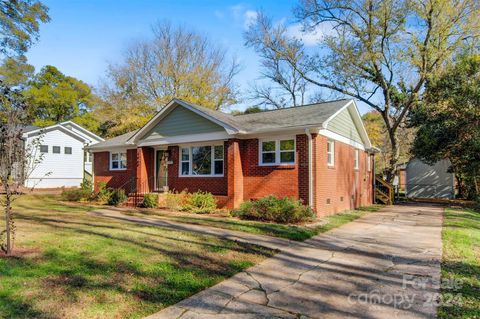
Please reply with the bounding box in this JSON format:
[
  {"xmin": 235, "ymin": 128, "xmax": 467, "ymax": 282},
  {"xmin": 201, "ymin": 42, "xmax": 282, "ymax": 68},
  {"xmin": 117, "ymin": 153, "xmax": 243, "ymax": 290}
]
[{"xmin": 88, "ymin": 99, "xmax": 376, "ymax": 216}]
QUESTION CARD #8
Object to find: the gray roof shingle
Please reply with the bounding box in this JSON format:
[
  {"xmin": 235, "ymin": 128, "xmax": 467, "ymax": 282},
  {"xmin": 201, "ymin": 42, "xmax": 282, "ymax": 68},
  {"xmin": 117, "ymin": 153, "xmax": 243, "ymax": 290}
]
[{"xmin": 90, "ymin": 99, "xmax": 351, "ymax": 149}]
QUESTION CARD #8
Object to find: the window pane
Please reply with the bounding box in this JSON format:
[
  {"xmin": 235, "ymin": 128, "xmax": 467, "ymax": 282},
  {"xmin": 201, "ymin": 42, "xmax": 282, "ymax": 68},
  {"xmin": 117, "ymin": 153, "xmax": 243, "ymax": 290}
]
[
  {"xmin": 262, "ymin": 152, "xmax": 276, "ymax": 164},
  {"xmin": 214, "ymin": 145, "xmax": 224, "ymax": 159},
  {"xmin": 214, "ymin": 160, "xmax": 223, "ymax": 175},
  {"xmin": 111, "ymin": 153, "xmax": 118, "ymax": 161},
  {"xmin": 181, "ymin": 162, "xmax": 190, "ymax": 175},
  {"xmin": 192, "ymin": 146, "xmax": 211, "ymax": 175},
  {"xmin": 280, "ymin": 140, "xmax": 294, "ymax": 151},
  {"xmin": 181, "ymin": 148, "xmax": 189, "ymax": 161},
  {"xmin": 120, "ymin": 153, "xmax": 127, "ymax": 161},
  {"xmin": 112, "ymin": 161, "xmax": 119, "ymax": 169},
  {"xmin": 53, "ymin": 146, "xmax": 60, "ymax": 154},
  {"xmin": 262, "ymin": 141, "xmax": 275, "ymax": 152},
  {"xmin": 40, "ymin": 145, "xmax": 48, "ymax": 153},
  {"xmin": 280, "ymin": 151, "xmax": 294, "ymax": 163},
  {"xmin": 64, "ymin": 147, "xmax": 72, "ymax": 154},
  {"xmin": 120, "ymin": 161, "xmax": 127, "ymax": 169}
]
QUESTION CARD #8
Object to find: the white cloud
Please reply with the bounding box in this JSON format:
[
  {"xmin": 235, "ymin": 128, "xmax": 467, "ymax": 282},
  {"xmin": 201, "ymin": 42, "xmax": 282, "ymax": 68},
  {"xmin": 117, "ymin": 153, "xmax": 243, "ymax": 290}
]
[
  {"xmin": 286, "ymin": 22, "xmax": 334, "ymax": 46},
  {"xmin": 227, "ymin": 4, "xmax": 258, "ymax": 30},
  {"xmin": 243, "ymin": 10, "xmax": 258, "ymax": 30}
]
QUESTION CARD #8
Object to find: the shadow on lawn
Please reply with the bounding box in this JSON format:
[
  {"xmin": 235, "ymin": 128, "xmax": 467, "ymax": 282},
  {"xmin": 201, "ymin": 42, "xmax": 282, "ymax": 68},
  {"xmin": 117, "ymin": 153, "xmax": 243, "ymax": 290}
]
[{"xmin": 0, "ymin": 209, "xmax": 274, "ymax": 318}]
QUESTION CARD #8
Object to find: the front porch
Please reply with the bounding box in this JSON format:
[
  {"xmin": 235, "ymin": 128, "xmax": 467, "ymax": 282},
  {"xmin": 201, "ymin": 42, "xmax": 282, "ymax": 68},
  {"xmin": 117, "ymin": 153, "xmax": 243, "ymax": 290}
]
[{"xmin": 133, "ymin": 140, "xmax": 241, "ymax": 209}]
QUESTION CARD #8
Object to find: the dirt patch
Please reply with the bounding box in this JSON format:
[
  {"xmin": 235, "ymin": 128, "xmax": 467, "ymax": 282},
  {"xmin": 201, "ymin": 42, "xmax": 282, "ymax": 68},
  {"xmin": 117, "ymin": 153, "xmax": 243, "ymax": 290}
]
[{"xmin": 0, "ymin": 247, "xmax": 41, "ymax": 258}]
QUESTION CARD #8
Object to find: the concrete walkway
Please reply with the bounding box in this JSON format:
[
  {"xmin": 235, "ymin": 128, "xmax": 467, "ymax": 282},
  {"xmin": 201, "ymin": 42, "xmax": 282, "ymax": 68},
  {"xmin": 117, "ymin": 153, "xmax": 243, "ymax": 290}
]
[{"xmin": 92, "ymin": 204, "xmax": 443, "ymax": 319}]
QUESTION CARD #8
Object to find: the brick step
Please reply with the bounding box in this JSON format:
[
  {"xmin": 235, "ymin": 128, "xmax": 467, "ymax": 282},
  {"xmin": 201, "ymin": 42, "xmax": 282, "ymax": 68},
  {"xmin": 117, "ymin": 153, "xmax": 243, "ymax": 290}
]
[{"xmin": 123, "ymin": 193, "xmax": 145, "ymax": 207}]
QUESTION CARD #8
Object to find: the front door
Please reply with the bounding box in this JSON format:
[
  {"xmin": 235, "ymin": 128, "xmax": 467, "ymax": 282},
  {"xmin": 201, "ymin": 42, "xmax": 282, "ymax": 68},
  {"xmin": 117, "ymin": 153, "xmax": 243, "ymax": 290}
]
[{"xmin": 155, "ymin": 150, "xmax": 168, "ymax": 191}]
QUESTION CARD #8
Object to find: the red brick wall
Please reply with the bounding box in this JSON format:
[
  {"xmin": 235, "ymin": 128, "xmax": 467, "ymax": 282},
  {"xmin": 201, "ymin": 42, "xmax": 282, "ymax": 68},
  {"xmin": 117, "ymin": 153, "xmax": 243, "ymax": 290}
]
[
  {"xmin": 313, "ymin": 135, "xmax": 373, "ymax": 216},
  {"xmin": 136, "ymin": 147, "xmax": 155, "ymax": 193},
  {"xmin": 93, "ymin": 149, "xmax": 137, "ymax": 192},
  {"xmin": 167, "ymin": 144, "xmax": 228, "ymax": 195},
  {"xmin": 239, "ymin": 135, "xmax": 308, "ymax": 204}
]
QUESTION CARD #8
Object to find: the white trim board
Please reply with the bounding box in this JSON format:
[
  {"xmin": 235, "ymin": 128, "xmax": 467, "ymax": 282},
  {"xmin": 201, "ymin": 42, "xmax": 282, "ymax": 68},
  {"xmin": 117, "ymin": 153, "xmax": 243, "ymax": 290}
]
[
  {"xmin": 319, "ymin": 129, "xmax": 366, "ymax": 150},
  {"xmin": 137, "ymin": 131, "xmax": 230, "ymax": 147}
]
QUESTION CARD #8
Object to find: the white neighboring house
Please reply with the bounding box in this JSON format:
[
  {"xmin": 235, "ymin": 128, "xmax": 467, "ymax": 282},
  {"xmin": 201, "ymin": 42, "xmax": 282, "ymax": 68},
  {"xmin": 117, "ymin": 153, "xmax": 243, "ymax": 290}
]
[{"xmin": 22, "ymin": 121, "xmax": 104, "ymax": 188}]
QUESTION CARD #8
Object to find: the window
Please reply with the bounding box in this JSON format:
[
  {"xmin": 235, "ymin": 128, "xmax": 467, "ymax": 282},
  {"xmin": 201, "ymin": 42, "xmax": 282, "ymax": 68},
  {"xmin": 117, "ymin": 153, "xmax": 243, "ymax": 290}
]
[
  {"xmin": 52, "ymin": 146, "xmax": 60, "ymax": 154},
  {"xmin": 180, "ymin": 144, "xmax": 224, "ymax": 176},
  {"xmin": 214, "ymin": 145, "xmax": 224, "ymax": 175},
  {"xmin": 260, "ymin": 138, "xmax": 295, "ymax": 165},
  {"xmin": 64, "ymin": 147, "xmax": 72, "ymax": 155},
  {"xmin": 327, "ymin": 140, "xmax": 335, "ymax": 166},
  {"xmin": 181, "ymin": 147, "xmax": 190, "ymax": 175},
  {"xmin": 354, "ymin": 149, "xmax": 359, "ymax": 170},
  {"xmin": 40, "ymin": 145, "xmax": 48, "ymax": 153},
  {"xmin": 84, "ymin": 151, "xmax": 92, "ymax": 163},
  {"xmin": 367, "ymin": 154, "xmax": 371, "ymax": 172},
  {"xmin": 110, "ymin": 152, "xmax": 127, "ymax": 170}
]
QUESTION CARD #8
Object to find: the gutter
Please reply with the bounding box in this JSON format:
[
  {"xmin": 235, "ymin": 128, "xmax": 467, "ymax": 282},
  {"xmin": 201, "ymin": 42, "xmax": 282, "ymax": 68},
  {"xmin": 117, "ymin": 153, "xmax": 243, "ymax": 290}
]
[{"xmin": 305, "ymin": 128, "xmax": 314, "ymax": 208}]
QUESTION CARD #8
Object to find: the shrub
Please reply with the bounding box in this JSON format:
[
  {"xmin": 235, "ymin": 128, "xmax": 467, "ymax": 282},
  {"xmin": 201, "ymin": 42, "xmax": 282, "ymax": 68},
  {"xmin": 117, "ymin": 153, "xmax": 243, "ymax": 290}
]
[
  {"xmin": 61, "ymin": 188, "xmax": 91, "ymax": 202},
  {"xmin": 80, "ymin": 178, "xmax": 93, "ymax": 192},
  {"xmin": 96, "ymin": 181, "xmax": 112, "ymax": 204},
  {"xmin": 143, "ymin": 193, "xmax": 159, "ymax": 208},
  {"xmin": 162, "ymin": 190, "xmax": 190, "ymax": 210},
  {"xmin": 107, "ymin": 188, "xmax": 127, "ymax": 206},
  {"xmin": 182, "ymin": 191, "xmax": 217, "ymax": 214},
  {"xmin": 233, "ymin": 195, "xmax": 315, "ymax": 224}
]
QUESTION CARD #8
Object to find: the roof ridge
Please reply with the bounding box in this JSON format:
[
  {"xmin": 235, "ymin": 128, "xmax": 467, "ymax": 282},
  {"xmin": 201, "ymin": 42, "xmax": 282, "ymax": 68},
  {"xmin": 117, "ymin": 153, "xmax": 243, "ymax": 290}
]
[{"xmin": 233, "ymin": 99, "xmax": 352, "ymax": 117}]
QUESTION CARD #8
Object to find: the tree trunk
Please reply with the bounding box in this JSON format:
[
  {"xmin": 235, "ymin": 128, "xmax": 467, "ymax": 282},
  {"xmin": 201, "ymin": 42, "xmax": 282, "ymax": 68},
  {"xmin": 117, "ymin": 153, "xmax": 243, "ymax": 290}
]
[
  {"xmin": 4, "ymin": 189, "xmax": 11, "ymax": 255},
  {"xmin": 385, "ymin": 128, "xmax": 400, "ymax": 183}
]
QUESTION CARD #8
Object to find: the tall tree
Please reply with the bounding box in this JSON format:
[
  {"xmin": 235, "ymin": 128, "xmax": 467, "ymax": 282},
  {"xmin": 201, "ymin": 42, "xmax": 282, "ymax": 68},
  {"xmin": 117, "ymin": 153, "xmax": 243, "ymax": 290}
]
[
  {"xmin": 362, "ymin": 111, "xmax": 414, "ymax": 173},
  {"xmin": 97, "ymin": 21, "xmax": 240, "ymax": 137},
  {"xmin": 247, "ymin": 0, "xmax": 479, "ymax": 180},
  {"xmin": 245, "ymin": 13, "xmax": 310, "ymax": 109},
  {"xmin": 0, "ymin": 55, "xmax": 34, "ymax": 87},
  {"xmin": 0, "ymin": 0, "xmax": 50, "ymax": 56},
  {"xmin": 411, "ymin": 54, "xmax": 480, "ymax": 198},
  {"xmin": 0, "ymin": 0, "xmax": 49, "ymax": 256},
  {"xmin": 25, "ymin": 65, "xmax": 99, "ymax": 131}
]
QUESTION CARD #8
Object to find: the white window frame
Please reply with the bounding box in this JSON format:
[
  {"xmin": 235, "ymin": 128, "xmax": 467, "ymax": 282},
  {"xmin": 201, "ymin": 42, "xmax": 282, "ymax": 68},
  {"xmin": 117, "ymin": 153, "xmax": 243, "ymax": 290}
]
[
  {"xmin": 110, "ymin": 151, "xmax": 127, "ymax": 171},
  {"xmin": 259, "ymin": 137, "xmax": 296, "ymax": 166},
  {"xmin": 179, "ymin": 143, "xmax": 224, "ymax": 177},
  {"xmin": 354, "ymin": 149, "xmax": 359, "ymax": 170},
  {"xmin": 327, "ymin": 139, "xmax": 335, "ymax": 167}
]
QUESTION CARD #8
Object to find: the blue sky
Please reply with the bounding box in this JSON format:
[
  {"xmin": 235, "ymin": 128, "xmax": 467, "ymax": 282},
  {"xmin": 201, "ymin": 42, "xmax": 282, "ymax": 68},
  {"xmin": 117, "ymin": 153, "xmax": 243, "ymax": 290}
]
[{"xmin": 26, "ymin": 0, "xmax": 369, "ymax": 113}]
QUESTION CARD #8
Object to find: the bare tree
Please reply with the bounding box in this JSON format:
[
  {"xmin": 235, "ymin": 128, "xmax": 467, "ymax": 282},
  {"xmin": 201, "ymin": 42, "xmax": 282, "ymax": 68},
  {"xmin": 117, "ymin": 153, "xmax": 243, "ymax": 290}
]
[
  {"xmin": 0, "ymin": 82, "xmax": 43, "ymax": 255},
  {"xmin": 245, "ymin": 13, "xmax": 310, "ymax": 109},
  {"xmin": 246, "ymin": 0, "xmax": 480, "ymax": 180},
  {"xmin": 97, "ymin": 21, "xmax": 241, "ymax": 136}
]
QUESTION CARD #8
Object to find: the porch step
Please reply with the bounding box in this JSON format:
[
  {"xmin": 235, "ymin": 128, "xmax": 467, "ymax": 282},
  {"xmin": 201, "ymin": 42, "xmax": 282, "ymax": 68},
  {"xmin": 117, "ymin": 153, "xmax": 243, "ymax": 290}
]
[{"xmin": 123, "ymin": 193, "xmax": 145, "ymax": 207}]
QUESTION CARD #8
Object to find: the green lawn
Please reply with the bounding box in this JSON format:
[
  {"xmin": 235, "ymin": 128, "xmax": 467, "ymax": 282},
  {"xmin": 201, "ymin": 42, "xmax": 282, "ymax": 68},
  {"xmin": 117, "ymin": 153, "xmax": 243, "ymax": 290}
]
[
  {"xmin": 439, "ymin": 207, "xmax": 480, "ymax": 318},
  {"xmin": 0, "ymin": 195, "xmax": 274, "ymax": 319},
  {"xmin": 129, "ymin": 205, "xmax": 382, "ymax": 241}
]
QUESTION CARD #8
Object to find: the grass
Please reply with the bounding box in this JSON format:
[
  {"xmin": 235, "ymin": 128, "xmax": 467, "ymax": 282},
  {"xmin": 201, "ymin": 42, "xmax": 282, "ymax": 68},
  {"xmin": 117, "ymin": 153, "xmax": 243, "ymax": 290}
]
[
  {"xmin": 131, "ymin": 205, "xmax": 382, "ymax": 241},
  {"xmin": 439, "ymin": 207, "xmax": 480, "ymax": 318},
  {"xmin": 0, "ymin": 194, "xmax": 274, "ymax": 319}
]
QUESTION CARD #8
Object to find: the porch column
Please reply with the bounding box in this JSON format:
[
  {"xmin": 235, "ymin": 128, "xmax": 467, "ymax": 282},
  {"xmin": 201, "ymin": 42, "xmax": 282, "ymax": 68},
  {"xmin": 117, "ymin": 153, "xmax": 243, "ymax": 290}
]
[
  {"xmin": 227, "ymin": 139, "xmax": 244, "ymax": 208},
  {"xmin": 136, "ymin": 147, "xmax": 154, "ymax": 193}
]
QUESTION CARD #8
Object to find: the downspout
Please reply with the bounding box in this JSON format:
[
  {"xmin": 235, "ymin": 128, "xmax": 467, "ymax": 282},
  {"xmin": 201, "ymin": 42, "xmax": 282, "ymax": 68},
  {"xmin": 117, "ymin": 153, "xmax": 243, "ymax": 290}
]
[{"xmin": 305, "ymin": 129, "xmax": 313, "ymax": 208}]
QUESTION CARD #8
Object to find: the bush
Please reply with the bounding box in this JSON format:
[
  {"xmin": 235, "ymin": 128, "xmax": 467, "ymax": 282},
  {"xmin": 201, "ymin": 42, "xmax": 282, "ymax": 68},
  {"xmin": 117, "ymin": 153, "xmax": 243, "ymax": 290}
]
[
  {"xmin": 162, "ymin": 190, "xmax": 190, "ymax": 210},
  {"xmin": 182, "ymin": 191, "xmax": 217, "ymax": 214},
  {"xmin": 61, "ymin": 188, "xmax": 91, "ymax": 202},
  {"xmin": 143, "ymin": 193, "xmax": 159, "ymax": 208},
  {"xmin": 107, "ymin": 188, "xmax": 127, "ymax": 206},
  {"xmin": 96, "ymin": 181, "xmax": 112, "ymax": 204},
  {"xmin": 233, "ymin": 195, "xmax": 315, "ymax": 224}
]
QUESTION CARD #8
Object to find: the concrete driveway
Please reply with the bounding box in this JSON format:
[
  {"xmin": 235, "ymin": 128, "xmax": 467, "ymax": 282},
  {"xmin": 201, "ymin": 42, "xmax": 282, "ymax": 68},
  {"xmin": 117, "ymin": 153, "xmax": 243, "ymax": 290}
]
[{"xmin": 95, "ymin": 204, "xmax": 443, "ymax": 319}]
